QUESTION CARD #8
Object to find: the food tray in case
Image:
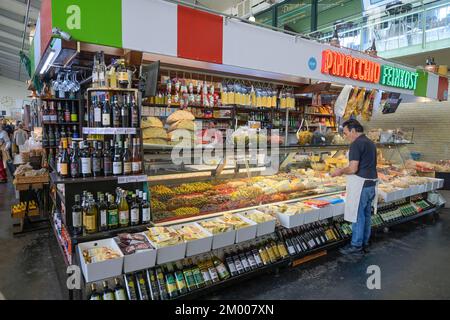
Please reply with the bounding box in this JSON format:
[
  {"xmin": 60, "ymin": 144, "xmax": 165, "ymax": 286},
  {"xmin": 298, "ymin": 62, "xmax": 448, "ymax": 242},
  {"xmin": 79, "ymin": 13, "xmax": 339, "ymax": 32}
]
[
  {"xmin": 117, "ymin": 232, "xmax": 157, "ymax": 273},
  {"xmin": 240, "ymin": 209, "xmax": 276, "ymax": 237},
  {"xmin": 233, "ymin": 214, "xmax": 257, "ymax": 243},
  {"xmin": 172, "ymin": 222, "xmax": 213, "ymax": 257}
]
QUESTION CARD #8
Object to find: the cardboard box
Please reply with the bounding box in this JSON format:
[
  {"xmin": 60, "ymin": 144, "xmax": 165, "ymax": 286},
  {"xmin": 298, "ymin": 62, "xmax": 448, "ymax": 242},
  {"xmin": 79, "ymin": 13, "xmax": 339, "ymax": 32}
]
[
  {"xmin": 276, "ymin": 211, "xmax": 305, "ymax": 229},
  {"xmin": 317, "ymin": 205, "xmax": 333, "ymax": 220},
  {"xmin": 303, "ymin": 208, "xmax": 319, "ymax": 225},
  {"xmin": 332, "ymin": 203, "xmax": 345, "ymax": 217},
  {"xmin": 240, "ymin": 209, "xmax": 276, "ymax": 237},
  {"xmin": 173, "ymin": 222, "xmax": 213, "ymax": 257},
  {"xmin": 77, "ymin": 238, "xmax": 124, "ymax": 283},
  {"xmin": 234, "ymin": 214, "xmax": 257, "ymax": 243},
  {"xmin": 117, "ymin": 233, "xmax": 157, "ymax": 274},
  {"xmin": 146, "ymin": 238, "xmax": 187, "ymax": 265},
  {"xmin": 199, "ymin": 217, "xmax": 236, "ymax": 250}
]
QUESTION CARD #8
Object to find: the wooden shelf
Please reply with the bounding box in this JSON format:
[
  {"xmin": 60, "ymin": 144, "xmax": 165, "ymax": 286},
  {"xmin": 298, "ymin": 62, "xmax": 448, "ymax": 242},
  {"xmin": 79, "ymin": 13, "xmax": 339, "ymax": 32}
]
[
  {"xmin": 305, "ymin": 113, "xmax": 334, "ymax": 117},
  {"xmin": 40, "ymin": 98, "xmax": 79, "ymax": 102},
  {"xmin": 87, "ymin": 87, "xmax": 138, "ymax": 92},
  {"xmin": 195, "ymin": 117, "xmax": 232, "ymax": 121},
  {"xmin": 43, "ymin": 122, "xmax": 82, "ymax": 126}
]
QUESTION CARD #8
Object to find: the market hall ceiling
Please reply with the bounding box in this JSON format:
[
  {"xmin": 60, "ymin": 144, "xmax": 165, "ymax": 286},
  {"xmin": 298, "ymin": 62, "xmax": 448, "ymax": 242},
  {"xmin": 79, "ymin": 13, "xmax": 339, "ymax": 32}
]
[{"xmin": 0, "ymin": 0, "xmax": 41, "ymax": 82}]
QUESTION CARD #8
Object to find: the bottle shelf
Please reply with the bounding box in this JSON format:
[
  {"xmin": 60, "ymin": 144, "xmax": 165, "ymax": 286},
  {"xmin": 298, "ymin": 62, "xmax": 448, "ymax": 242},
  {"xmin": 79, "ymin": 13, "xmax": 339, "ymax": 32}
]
[
  {"xmin": 50, "ymin": 172, "xmax": 147, "ymax": 185},
  {"xmin": 43, "ymin": 122, "xmax": 82, "ymax": 126},
  {"xmin": 82, "ymin": 127, "xmax": 140, "ymax": 135},
  {"xmin": 87, "ymin": 87, "xmax": 138, "ymax": 92},
  {"xmin": 40, "ymin": 98, "xmax": 79, "ymax": 102}
]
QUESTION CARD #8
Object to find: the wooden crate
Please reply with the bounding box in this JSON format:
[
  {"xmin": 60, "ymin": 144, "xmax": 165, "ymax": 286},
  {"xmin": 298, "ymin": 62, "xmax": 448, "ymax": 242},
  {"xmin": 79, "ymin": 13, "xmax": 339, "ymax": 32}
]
[{"xmin": 14, "ymin": 173, "xmax": 49, "ymax": 185}]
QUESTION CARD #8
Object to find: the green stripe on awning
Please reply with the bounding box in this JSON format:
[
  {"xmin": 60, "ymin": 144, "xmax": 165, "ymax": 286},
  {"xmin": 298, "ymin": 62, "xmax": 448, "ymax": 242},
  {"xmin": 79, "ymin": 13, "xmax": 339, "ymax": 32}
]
[
  {"xmin": 51, "ymin": 0, "xmax": 122, "ymax": 48},
  {"xmin": 414, "ymin": 69, "xmax": 428, "ymax": 97}
]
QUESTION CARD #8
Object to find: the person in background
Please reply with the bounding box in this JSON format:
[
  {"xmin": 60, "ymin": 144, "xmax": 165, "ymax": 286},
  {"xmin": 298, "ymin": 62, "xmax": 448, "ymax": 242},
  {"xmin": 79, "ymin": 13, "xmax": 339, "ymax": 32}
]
[
  {"xmin": 331, "ymin": 119, "xmax": 378, "ymax": 255},
  {"xmin": 0, "ymin": 125, "xmax": 11, "ymax": 183},
  {"xmin": 13, "ymin": 122, "xmax": 28, "ymax": 154}
]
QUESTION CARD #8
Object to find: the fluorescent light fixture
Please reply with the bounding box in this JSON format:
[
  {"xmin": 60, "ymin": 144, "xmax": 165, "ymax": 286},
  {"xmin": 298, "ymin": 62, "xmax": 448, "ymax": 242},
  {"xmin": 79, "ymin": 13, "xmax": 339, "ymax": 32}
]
[{"xmin": 39, "ymin": 50, "xmax": 56, "ymax": 75}]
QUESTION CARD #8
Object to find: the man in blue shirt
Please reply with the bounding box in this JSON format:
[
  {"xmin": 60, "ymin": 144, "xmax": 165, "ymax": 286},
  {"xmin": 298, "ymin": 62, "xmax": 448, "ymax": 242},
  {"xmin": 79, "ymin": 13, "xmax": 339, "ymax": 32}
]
[{"xmin": 331, "ymin": 119, "xmax": 377, "ymax": 254}]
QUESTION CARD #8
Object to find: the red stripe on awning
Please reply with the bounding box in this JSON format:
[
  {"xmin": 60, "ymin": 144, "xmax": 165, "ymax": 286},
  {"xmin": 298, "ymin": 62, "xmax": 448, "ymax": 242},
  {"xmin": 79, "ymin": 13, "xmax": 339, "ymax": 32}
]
[
  {"xmin": 40, "ymin": 0, "xmax": 52, "ymax": 56},
  {"xmin": 177, "ymin": 5, "xmax": 223, "ymax": 64}
]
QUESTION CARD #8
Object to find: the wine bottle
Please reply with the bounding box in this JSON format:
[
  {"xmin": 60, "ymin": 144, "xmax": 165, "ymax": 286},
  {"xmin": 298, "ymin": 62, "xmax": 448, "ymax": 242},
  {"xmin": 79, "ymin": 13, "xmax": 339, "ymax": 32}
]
[
  {"xmin": 197, "ymin": 258, "xmax": 212, "ymax": 286},
  {"xmin": 64, "ymin": 102, "xmax": 71, "ymax": 122},
  {"xmin": 112, "ymin": 95, "xmax": 121, "ymax": 128},
  {"xmin": 224, "ymin": 249, "xmax": 238, "ymax": 277},
  {"xmin": 181, "ymin": 260, "xmax": 196, "ymax": 292},
  {"xmin": 71, "ymin": 194, "xmax": 82, "ymax": 236},
  {"xmin": 232, "ymin": 249, "xmax": 244, "ymax": 274},
  {"xmin": 211, "ymin": 254, "xmax": 230, "ymax": 281},
  {"xmin": 103, "ymin": 141, "xmax": 113, "ymax": 177},
  {"xmin": 238, "ymin": 249, "xmax": 251, "ymax": 272},
  {"xmin": 60, "ymin": 138, "xmax": 69, "ymax": 178},
  {"xmin": 245, "ymin": 247, "xmax": 257, "ymax": 270},
  {"xmin": 124, "ymin": 273, "xmax": 138, "ymax": 300},
  {"xmin": 89, "ymin": 283, "xmax": 101, "ymax": 300},
  {"xmin": 107, "ymin": 194, "xmax": 119, "ymax": 229},
  {"xmin": 112, "ymin": 141, "xmax": 122, "ymax": 176},
  {"xmin": 92, "ymin": 141, "xmax": 102, "ymax": 177},
  {"xmin": 190, "ymin": 258, "xmax": 205, "ymax": 288},
  {"xmin": 84, "ymin": 194, "xmax": 98, "ymax": 234},
  {"xmin": 155, "ymin": 267, "xmax": 169, "ymax": 300},
  {"xmin": 146, "ymin": 269, "xmax": 161, "ymax": 300},
  {"xmin": 113, "ymin": 277, "xmax": 127, "ymax": 300},
  {"xmin": 252, "ymin": 248, "xmax": 264, "ymax": 268},
  {"xmin": 172, "ymin": 262, "xmax": 188, "ymax": 295},
  {"xmin": 131, "ymin": 138, "xmax": 142, "ymax": 174},
  {"xmin": 205, "ymin": 257, "xmax": 220, "ymax": 283},
  {"xmin": 102, "ymin": 281, "xmax": 115, "ymax": 300},
  {"xmin": 121, "ymin": 94, "xmax": 130, "ymax": 128},
  {"xmin": 164, "ymin": 264, "xmax": 179, "ymax": 299},
  {"xmin": 122, "ymin": 139, "xmax": 132, "ymax": 176},
  {"xmin": 70, "ymin": 101, "xmax": 78, "ymax": 123},
  {"xmin": 131, "ymin": 95, "xmax": 139, "ymax": 128},
  {"xmin": 102, "ymin": 94, "xmax": 111, "ymax": 127},
  {"xmin": 118, "ymin": 190, "xmax": 129, "ymax": 227},
  {"xmin": 130, "ymin": 194, "xmax": 140, "ymax": 226},
  {"xmin": 93, "ymin": 95, "xmax": 102, "ymax": 127},
  {"xmin": 98, "ymin": 193, "xmax": 108, "ymax": 232},
  {"xmin": 135, "ymin": 271, "xmax": 150, "ymax": 300},
  {"xmin": 141, "ymin": 192, "xmax": 151, "ymax": 224},
  {"xmin": 80, "ymin": 141, "xmax": 92, "ymax": 178}
]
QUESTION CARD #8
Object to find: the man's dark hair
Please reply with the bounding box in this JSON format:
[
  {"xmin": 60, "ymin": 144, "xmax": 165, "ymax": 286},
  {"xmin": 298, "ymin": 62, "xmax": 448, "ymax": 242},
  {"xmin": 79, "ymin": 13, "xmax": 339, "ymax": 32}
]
[{"xmin": 342, "ymin": 119, "xmax": 364, "ymax": 133}]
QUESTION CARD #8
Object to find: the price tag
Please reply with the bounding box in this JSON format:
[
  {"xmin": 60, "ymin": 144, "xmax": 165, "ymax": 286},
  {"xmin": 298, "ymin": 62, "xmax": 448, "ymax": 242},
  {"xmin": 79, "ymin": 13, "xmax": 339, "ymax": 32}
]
[
  {"xmin": 104, "ymin": 128, "xmax": 113, "ymax": 135},
  {"xmin": 117, "ymin": 128, "xmax": 126, "ymax": 135},
  {"xmin": 82, "ymin": 128, "xmax": 90, "ymax": 134},
  {"xmin": 117, "ymin": 177, "xmax": 127, "ymax": 184},
  {"xmin": 134, "ymin": 175, "xmax": 147, "ymax": 182}
]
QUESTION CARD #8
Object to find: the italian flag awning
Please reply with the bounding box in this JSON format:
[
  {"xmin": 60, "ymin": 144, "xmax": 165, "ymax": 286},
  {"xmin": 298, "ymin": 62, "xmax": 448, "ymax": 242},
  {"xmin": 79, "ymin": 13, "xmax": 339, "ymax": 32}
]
[{"xmin": 30, "ymin": 0, "xmax": 448, "ymax": 101}]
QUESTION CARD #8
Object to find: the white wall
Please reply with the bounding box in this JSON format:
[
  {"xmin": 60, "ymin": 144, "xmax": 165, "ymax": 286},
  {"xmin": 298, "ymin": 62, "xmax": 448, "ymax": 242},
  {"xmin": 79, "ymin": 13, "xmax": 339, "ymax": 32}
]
[{"xmin": 0, "ymin": 76, "xmax": 30, "ymax": 120}]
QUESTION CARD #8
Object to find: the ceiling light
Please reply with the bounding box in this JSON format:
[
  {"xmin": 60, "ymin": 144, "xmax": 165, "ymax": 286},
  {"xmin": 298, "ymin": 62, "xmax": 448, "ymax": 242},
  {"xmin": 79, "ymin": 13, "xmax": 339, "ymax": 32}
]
[
  {"xmin": 39, "ymin": 50, "xmax": 56, "ymax": 75},
  {"xmin": 249, "ymin": 15, "xmax": 256, "ymax": 22}
]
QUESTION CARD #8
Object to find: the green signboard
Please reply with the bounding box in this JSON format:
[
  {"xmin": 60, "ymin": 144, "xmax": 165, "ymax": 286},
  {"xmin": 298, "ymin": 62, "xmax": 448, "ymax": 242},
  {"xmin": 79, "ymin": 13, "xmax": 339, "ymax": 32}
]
[
  {"xmin": 380, "ymin": 65, "xmax": 419, "ymax": 90},
  {"xmin": 51, "ymin": 0, "xmax": 123, "ymax": 48}
]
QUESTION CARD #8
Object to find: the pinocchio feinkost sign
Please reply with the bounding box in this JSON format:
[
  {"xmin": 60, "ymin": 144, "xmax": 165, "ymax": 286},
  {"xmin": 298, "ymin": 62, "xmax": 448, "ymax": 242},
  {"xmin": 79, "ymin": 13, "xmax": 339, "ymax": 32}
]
[{"xmin": 321, "ymin": 49, "xmax": 381, "ymax": 84}]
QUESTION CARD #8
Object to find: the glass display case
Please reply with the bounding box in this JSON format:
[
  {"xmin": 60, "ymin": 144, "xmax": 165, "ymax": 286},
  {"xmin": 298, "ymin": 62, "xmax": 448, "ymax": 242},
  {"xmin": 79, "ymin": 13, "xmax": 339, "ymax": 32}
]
[{"xmin": 143, "ymin": 135, "xmax": 415, "ymax": 224}]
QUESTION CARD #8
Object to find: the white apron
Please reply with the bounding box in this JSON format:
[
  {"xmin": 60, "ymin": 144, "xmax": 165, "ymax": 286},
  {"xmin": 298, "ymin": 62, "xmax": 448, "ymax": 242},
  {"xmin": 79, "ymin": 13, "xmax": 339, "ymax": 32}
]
[{"xmin": 344, "ymin": 175, "xmax": 378, "ymax": 223}]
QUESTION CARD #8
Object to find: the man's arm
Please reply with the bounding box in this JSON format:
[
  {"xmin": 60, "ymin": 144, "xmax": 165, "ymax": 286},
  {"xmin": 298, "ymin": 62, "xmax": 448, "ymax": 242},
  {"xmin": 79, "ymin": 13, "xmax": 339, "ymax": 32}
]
[{"xmin": 331, "ymin": 160, "xmax": 359, "ymax": 177}]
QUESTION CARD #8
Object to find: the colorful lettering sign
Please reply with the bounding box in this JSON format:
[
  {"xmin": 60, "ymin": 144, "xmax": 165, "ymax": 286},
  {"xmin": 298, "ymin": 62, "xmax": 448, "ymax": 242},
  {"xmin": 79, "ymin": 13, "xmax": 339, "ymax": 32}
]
[
  {"xmin": 380, "ymin": 65, "xmax": 418, "ymax": 90},
  {"xmin": 321, "ymin": 49, "xmax": 381, "ymax": 84}
]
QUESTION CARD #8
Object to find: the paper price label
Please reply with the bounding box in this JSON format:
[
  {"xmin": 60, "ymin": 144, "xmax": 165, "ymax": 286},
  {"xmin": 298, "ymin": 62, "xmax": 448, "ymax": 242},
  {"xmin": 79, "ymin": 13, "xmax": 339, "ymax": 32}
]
[
  {"xmin": 117, "ymin": 177, "xmax": 128, "ymax": 184},
  {"xmin": 82, "ymin": 128, "xmax": 91, "ymax": 134}
]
